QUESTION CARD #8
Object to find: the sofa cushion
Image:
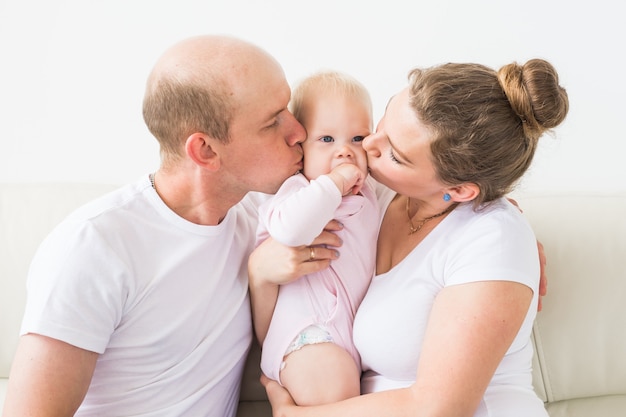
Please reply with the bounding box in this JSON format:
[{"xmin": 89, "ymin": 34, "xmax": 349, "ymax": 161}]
[
  {"xmin": 545, "ymin": 395, "xmax": 626, "ymax": 417},
  {"xmin": 236, "ymin": 341, "xmax": 271, "ymax": 416}
]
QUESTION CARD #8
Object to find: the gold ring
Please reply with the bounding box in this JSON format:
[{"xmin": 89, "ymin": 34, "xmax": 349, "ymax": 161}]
[{"xmin": 309, "ymin": 246, "xmax": 316, "ymax": 262}]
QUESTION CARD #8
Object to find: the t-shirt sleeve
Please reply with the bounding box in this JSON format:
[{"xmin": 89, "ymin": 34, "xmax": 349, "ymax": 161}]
[
  {"xmin": 258, "ymin": 174, "xmax": 342, "ymax": 246},
  {"xmin": 444, "ymin": 203, "xmax": 540, "ymax": 291},
  {"xmin": 20, "ymin": 219, "xmax": 126, "ymax": 354}
]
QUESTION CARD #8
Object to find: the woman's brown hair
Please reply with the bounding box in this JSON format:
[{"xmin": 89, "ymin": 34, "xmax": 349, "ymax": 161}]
[{"xmin": 409, "ymin": 59, "xmax": 569, "ymax": 207}]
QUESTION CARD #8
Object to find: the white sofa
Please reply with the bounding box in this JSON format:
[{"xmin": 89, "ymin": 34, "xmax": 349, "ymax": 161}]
[{"xmin": 1, "ymin": 182, "xmax": 625, "ymax": 416}]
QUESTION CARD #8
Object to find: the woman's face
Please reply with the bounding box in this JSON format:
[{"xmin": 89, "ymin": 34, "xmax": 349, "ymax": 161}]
[{"xmin": 363, "ymin": 88, "xmax": 444, "ymax": 198}]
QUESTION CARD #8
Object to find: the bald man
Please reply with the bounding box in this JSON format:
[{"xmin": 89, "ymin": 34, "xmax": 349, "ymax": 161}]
[{"xmin": 4, "ymin": 35, "xmax": 329, "ymax": 417}]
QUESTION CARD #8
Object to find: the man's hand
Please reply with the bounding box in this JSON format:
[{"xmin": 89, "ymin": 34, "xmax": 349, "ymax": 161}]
[{"xmin": 248, "ymin": 220, "xmax": 343, "ymax": 343}]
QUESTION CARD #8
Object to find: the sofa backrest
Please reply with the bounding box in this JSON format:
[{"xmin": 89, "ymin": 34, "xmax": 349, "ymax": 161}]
[
  {"xmin": 518, "ymin": 194, "xmax": 626, "ymax": 416},
  {"xmin": 2, "ymin": 184, "xmax": 625, "ymax": 416}
]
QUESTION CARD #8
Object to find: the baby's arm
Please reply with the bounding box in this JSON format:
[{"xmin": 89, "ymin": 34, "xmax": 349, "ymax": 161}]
[
  {"xmin": 263, "ymin": 165, "xmax": 364, "ymax": 246},
  {"xmin": 262, "ymin": 175, "xmax": 343, "ymax": 246}
]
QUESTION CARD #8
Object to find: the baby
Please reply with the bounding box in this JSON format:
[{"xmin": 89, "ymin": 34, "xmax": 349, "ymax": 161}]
[{"xmin": 253, "ymin": 71, "xmax": 379, "ymax": 405}]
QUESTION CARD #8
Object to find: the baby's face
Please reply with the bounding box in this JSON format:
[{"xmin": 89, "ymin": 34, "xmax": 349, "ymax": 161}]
[{"xmin": 300, "ymin": 92, "xmax": 371, "ymax": 180}]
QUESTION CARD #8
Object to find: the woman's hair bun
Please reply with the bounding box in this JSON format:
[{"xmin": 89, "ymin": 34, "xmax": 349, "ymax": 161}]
[{"xmin": 497, "ymin": 59, "xmax": 569, "ymax": 139}]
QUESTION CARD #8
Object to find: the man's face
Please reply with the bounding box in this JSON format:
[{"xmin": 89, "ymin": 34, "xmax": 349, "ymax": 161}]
[{"xmin": 219, "ymin": 63, "xmax": 305, "ymax": 196}]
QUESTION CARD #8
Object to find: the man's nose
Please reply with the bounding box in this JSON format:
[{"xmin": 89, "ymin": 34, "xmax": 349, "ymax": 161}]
[{"xmin": 285, "ymin": 113, "xmax": 306, "ymax": 146}]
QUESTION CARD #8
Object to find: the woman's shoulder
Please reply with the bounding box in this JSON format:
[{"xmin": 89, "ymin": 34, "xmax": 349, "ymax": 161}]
[
  {"xmin": 450, "ymin": 197, "xmax": 535, "ymax": 244},
  {"xmin": 458, "ymin": 197, "xmax": 522, "ymax": 220}
]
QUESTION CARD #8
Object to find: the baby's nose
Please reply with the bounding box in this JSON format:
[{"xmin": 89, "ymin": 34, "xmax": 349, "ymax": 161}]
[{"xmin": 336, "ymin": 145, "xmax": 353, "ymax": 158}]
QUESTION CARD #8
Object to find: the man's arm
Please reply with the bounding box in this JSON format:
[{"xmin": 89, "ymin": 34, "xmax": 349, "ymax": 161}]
[
  {"xmin": 3, "ymin": 333, "xmax": 98, "ymax": 417},
  {"xmin": 249, "ymin": 223, "xmax": 343, "ymax": 344}
]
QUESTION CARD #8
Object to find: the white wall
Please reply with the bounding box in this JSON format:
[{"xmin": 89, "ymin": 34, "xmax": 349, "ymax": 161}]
[{"xmin": 1, "ymin": 0, "xmax": 624, "ymax": 194}]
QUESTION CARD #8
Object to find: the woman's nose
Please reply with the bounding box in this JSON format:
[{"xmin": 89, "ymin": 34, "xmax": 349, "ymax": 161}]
[{"xmin": 363, "ymin": 133, "xmax": 380, "ymax": 157}]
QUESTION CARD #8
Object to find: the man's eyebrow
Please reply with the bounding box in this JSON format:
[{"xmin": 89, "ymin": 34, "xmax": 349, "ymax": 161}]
[{"xmin": 264, "ymin": 108, "xmax": 284, "ymax": 123}]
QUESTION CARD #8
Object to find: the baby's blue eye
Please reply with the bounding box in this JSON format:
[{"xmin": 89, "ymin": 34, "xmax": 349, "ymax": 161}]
[
  {"xmin": 353, "ymin": 136, "xmax": 365, "ymax": 142},
  {"xmin": 320, "ymin": 136, "xmax": 334, "ymax": 143}
]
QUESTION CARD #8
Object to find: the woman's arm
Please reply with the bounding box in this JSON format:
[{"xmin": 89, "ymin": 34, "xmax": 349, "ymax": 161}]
[
  {"xmin": 537, "ymin": 240, "xmax": 547, "ymax": 311},
  {"xmin": 248, "ymin": 222, "xmax": 343, "ymax": 343},
  {"xmin": 263, "ymin": 280, "xmax": 533, "ymax": 417},
  {"xmin": 507, "ymin": 197, "xmax": 548, "ymax": 311},
  {"xmin": 409, "ymin": 280, "xmax": 533, "ymax": 415},
  {"xmin": 3, "ymin": 334, "xmax": 98, "ymax": 416}
]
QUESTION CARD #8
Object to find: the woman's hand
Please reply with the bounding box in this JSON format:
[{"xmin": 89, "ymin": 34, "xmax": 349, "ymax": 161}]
[{"xmin": 261, "ymin": 374, "xmax": 298, "ymax": 416}]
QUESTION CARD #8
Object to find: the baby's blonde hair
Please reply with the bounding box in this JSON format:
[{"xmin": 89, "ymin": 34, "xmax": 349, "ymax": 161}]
[{"xmin": 290, "ymin": 70, "xmax": 372, "ymax": 128}]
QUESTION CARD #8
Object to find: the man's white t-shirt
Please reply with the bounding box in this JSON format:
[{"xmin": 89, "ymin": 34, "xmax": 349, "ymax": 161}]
[{"xmin": 20, "ymin": 176, "xmax": 261, "ymax": 417}]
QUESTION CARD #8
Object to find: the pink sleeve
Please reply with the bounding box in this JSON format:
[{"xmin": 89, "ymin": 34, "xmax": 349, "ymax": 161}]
[{"xmin": 258, "ymin": 174, "xmax": 342, "ymax": 246}]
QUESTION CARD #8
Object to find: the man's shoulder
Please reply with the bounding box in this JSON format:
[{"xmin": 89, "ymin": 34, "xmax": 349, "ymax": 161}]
[{"xmin": 64, "ymin": 181, "xmax": 148, "ymax": 223}]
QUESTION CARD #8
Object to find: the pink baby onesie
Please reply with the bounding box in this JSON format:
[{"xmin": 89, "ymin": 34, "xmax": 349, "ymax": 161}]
[{"xmin": 256, "ymin": 173, "xmax": 379, "ymax": 383}]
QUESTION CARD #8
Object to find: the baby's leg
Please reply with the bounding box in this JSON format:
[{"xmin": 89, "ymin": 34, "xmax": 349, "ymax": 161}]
[{"xmin": 280, "ymin": 341, "xmax": 360, "ymax": 406}]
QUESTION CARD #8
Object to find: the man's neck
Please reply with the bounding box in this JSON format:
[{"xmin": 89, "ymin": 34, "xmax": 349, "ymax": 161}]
[{"xmin": 151, "ymin": 169, "xmax": 245, "ymax": 226}]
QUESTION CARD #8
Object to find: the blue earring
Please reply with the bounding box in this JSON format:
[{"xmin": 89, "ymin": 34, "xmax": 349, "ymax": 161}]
[{"xmin": 443, "ymin": 193, "xmax": 451, "ymax": 202}]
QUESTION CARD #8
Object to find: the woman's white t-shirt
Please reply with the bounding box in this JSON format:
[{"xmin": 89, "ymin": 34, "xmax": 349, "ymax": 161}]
[{"xmin": 353, "ymin": 187, "xmax": 547, "ymax": 416}]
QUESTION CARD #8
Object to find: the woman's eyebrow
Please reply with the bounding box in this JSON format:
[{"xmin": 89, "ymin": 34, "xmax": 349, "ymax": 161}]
[{"xmin": 387, "ymin": 136, "xmax": 412, "ymax": 164}]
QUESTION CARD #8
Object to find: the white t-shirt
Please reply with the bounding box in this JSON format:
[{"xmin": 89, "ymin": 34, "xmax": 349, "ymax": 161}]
[
  {"xmin": 353, "ymin": 188, "xmax": 547, "ymax": 416},
  {"xmin": 21, "ymin": 176, "xmax": 261, "ymax": 417}
]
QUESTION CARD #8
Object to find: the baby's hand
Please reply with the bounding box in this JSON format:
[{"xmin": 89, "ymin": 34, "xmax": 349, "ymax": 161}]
[{"xmin": 327, "ymin": 163, "xmax": 364, "ymax": 196}]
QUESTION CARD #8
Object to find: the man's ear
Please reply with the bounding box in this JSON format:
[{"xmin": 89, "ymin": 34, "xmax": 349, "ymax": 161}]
[
  {"xmin": 447, "ymin": 183, "xmax": 480, "ymax": 202},
  {"xmin": 185, "ymin": 133, "xmax": 220, "ymax": 171}
]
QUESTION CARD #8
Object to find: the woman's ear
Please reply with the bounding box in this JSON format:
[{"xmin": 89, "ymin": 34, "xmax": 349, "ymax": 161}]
[
  {"xmin": 447, "ymin": 183, "xmax": 480, "ymax": 202},
  {"xmin": 185, "ymin": 133, "xmax": 220, "ymax": 171}
]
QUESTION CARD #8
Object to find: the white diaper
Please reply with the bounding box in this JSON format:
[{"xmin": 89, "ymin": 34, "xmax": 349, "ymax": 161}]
[{"xmin": 280, "ymin": 324, "xmax": 333, "ymax": 370}]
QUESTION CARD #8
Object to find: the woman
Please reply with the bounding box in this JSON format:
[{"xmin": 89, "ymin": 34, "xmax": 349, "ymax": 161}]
[{"xmin": 249, "ymin": 58, "xmax": 568, "ymax": 416}]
